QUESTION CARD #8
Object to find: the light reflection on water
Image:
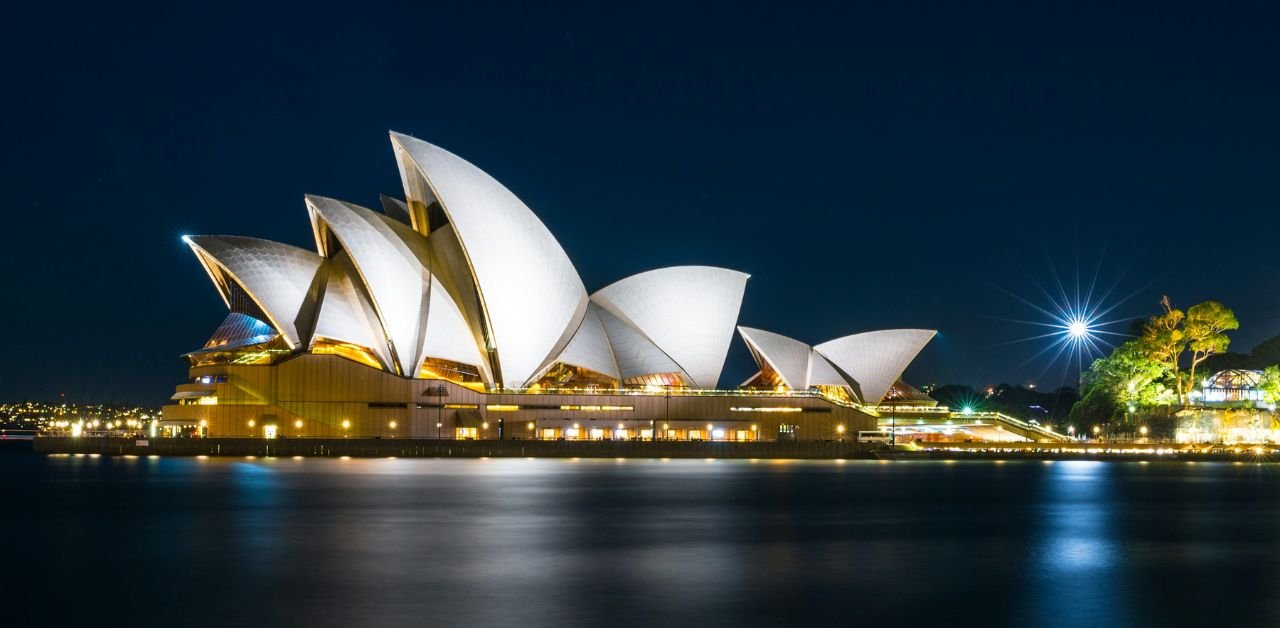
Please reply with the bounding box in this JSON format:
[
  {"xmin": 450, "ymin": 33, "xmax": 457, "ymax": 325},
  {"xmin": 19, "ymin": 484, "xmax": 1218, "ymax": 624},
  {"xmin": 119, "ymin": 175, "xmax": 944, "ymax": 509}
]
[{"xmin": 6, "ymin": 456, "xmax": 1280, "ymax": 627}]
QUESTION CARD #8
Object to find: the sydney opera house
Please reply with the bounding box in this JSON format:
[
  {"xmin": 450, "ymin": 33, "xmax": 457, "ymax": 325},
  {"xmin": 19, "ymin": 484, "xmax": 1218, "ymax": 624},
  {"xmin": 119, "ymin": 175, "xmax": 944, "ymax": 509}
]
[{"xmin": 162, "ymin": 132, "xmax": 935, "ymax": 441}]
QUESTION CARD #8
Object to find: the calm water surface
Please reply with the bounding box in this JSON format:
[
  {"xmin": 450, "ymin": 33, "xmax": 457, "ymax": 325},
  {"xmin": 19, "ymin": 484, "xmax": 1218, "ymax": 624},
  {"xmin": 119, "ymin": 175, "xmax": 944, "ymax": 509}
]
[{"xmin": 5, "ymin": 453, "xmax": 1280, "ymax": 627}]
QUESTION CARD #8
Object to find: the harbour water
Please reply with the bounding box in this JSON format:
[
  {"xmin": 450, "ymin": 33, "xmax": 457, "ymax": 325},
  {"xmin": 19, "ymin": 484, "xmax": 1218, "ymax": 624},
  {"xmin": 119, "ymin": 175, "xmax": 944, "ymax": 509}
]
[{"xmin": 5, "ymin": 452, "xmax": 1280, "ymax": 627}]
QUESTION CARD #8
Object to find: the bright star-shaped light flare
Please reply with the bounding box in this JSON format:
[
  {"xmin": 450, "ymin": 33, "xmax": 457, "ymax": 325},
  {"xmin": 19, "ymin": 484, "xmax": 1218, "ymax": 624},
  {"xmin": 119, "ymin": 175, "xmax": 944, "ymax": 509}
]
[
  {"xmin": 1067, "ymin": 319, "xmax": 1089, "ymax": 339},
  {"xmin": 990, "ymin": 249, "xmax": 1153, "ymax": 386}
]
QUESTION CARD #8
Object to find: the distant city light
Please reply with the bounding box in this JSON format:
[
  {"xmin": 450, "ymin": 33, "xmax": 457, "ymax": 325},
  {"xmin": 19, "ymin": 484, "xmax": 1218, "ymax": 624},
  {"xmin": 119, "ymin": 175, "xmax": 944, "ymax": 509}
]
[{"xmin": 961, "ymin": 405, "xmax": 973, "ymax": 414}]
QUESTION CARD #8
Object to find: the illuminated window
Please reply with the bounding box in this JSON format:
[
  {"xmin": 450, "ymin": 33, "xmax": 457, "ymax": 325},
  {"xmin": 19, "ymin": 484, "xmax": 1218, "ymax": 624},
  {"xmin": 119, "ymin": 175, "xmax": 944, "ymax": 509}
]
[
  {"xmin": 312, "ymin": 338, "xmax": 383, "ymax": 369},
  {"xmin": 418, "ymin": 357, "xmax": 484, "ymax": 387},
  {"xmin": 622, "ymin": 372, "xmax": 688, "ymax": 388},
  {"xmin": 615, "ymin": 429, "xmax": 631, "ymax": 440},
  {"xmin": 688, "ymin": 429, "xmax": 704, "ymax": 441},
  {"xmin": 486, "ymin": 405, "xmax": 519, "ymax": 412},
  {"xmin": 455, "ymin": 427, "xmax": 478, "ymax": 439},
  {"xmin": 535, "ymin": 362, "xmax": 619, "ymax": 389},
  {"xmin": 589, "ymin": 428, "xmax": 605, "ymax": 440},
  {"xmin": 565, "ymin": 427, "xmax": 581, "ymax": 439},
  {"xmin": 712, "ymin": 429, "xmax": 726, "ymax": 440}
]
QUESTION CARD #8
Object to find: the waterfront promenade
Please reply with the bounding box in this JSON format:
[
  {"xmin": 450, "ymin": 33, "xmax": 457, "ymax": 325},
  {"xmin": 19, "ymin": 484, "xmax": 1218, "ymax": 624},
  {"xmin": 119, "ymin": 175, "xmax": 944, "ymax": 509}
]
[
  {"xmin": 32, "ymin": 436, "xmax": 1280, "ymax": 463},
  {"xmin": 33, "ymin": 437, "xmax": 875, "ymax": 459}
]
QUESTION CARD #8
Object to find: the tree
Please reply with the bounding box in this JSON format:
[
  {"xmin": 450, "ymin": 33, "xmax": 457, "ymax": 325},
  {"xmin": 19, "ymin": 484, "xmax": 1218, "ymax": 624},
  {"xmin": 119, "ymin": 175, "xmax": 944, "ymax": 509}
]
[
  {"xmin": 1183, "ymin": 301, "xmax": 1239, "ymax": 400},
  {"xmin": 1076, "ymin": 339, "xmax": 1173, "ymax": 419},
  {"xmin": 1259, "ymin": 366, "xmax": 1280, "ymax": 405},
  {"xmin": 1069, "ymin": 386, "xmax": 1120, "ymax": 427},
  {"xmin": 1142, "ymin": 296, "xmax": 1186, "ymax": 403},
  {"xmin": 1252, "ymin": 335, "xmax": 1280, "ymax": 367}
]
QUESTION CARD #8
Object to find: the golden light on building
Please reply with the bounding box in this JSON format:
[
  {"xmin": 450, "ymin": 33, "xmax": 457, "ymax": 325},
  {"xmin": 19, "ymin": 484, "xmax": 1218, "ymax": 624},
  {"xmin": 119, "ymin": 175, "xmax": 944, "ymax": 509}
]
[
  {"xmin": 165, "ymin": 134, "xmax": 942, "ymax": 443},
  {"xmin": 248, "ymin": 419, "xmax": 255, "ymax": 428}
]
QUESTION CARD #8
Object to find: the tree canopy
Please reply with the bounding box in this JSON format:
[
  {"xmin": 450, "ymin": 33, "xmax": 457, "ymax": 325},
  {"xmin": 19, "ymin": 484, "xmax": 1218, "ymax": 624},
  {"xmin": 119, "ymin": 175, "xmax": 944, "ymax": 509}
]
[{"xmin": 1071, "ymin": 296, "xmax": 1242, "ymax": 424}]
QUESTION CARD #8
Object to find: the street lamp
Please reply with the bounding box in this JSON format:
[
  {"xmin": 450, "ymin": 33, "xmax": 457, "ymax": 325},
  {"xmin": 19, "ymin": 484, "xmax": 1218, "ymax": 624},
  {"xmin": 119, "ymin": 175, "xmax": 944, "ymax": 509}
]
[{"xmin": 836, "ymin": 424, "xmax": 846, "ymax": 441}]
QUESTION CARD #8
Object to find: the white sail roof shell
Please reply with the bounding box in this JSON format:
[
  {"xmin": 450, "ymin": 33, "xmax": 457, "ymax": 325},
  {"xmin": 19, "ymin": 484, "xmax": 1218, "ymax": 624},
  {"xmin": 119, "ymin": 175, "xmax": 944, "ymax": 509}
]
[
  {"xmin": 595, "ymin": 306, "xmax": 686, "ymax": 382},
  {"xmin": 307, "ymin": 195, "xmax": 489, "ymax": 379},
  {"xmin": 306, "ymin": 195, "xmax": 439, "ymax": 376},
  {"xmin": 185, "ymin": 235, "xmax": 323, "ymax": 349},
  {"xmin": 550, "ymin": 305, "xmax": 620, "ymax": 380},
  {"xmin": 737, "ymin": 327, "xmax": 812, "ymax": 389},
  {"xmin": 592, "ymin": 266, "xmax": 748, "ymax": 389},
  {"xmin": 421, "ymin": 276, "xmax": 491, "ymax": 379},
  {"xmin": 813, "ymin": 329, "xmax": 936, "ymax": 405},
  {"xmin": 312, "ymin": 254, "xmax": 394, "ymax": 370},
  {"xmin": 806, "ymin": 351, "xmax": 849, "ymax": 387},
  {"xmin": 391, "ymin": 133, "xmax": 588, "ymax": 388}
]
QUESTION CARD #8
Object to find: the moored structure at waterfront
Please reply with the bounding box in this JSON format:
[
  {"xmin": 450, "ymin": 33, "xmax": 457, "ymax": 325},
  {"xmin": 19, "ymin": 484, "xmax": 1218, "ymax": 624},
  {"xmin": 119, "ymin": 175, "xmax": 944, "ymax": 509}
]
[{"xmin": 165, "ymin": 133, "xmax": 937, "ymax": 441}]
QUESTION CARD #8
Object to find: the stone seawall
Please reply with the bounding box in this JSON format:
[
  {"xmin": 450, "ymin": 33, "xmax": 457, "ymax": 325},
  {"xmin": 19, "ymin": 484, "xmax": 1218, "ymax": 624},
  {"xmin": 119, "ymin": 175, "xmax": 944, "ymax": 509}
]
[{"xmin": 34, "ymin": 437, "xmax": 875, "ymax": 460}]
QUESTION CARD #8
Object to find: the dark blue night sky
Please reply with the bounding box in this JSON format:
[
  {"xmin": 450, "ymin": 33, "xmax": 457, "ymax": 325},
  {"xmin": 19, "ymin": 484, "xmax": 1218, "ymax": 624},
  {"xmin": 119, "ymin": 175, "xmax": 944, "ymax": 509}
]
[{"xmin": 5, "ymin": 1, "xmax": 1278, "ymax": 404}]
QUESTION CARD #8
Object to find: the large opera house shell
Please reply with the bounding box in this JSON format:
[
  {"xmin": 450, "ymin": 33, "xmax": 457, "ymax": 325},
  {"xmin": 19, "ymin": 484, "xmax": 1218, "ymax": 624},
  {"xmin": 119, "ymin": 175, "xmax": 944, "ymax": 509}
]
[{"xmin": 182, "ymin": 132, "xmax": 933, "ymax": 406}]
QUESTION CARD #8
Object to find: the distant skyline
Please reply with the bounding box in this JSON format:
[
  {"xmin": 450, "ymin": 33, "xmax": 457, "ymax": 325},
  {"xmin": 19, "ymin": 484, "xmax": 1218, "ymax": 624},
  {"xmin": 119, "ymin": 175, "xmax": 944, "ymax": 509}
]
[{"xmin": 5, "ymin": 1, "xmax": 1279, "ymax": 403}]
